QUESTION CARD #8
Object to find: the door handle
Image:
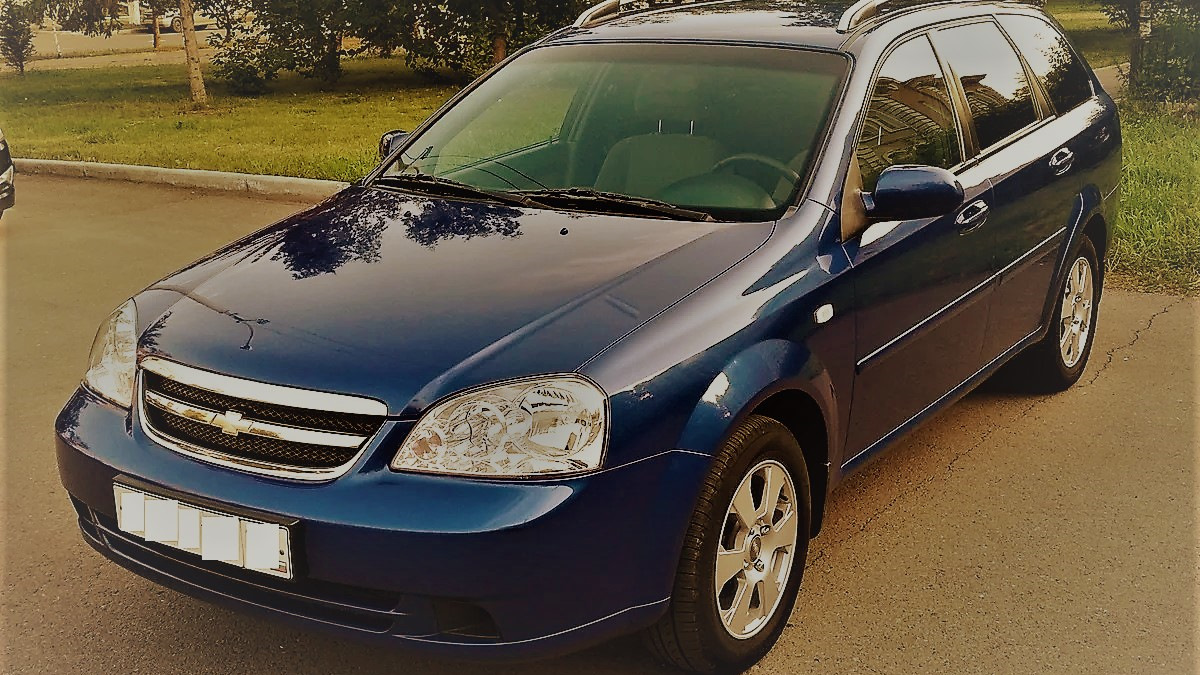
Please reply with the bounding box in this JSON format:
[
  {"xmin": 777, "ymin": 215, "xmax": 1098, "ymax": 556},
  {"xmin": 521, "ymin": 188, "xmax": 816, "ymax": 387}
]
[
  {"xmin": 956, "ymin": 200, "xmax": 990, "ymax": 234},
  {"xmin": 1049, "ymin": 147, "xmax": 1075, "ymax": 175}
]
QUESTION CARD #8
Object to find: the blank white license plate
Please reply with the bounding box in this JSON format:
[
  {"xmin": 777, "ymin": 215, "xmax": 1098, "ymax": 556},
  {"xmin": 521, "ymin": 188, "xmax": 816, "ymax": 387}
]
[{"xmin": 113, "ymin": 483, "xmax": 293, "ymax": 579}]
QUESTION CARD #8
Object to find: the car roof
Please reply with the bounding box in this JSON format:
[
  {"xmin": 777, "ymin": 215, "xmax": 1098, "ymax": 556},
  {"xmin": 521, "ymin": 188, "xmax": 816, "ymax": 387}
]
[{"xmin": 544, "ymin": 0, "xmax": 1051, "ymax": 51}]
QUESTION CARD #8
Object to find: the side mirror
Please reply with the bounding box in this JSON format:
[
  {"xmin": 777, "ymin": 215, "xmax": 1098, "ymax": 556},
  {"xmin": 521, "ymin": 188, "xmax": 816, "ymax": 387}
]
[
  {"xmin": 378, "ymin": 130, "xmax": 410, "ymax": 162},
  {"xmin": 862, "ymin": 165, "xmax": 964, "ymax": 221}
]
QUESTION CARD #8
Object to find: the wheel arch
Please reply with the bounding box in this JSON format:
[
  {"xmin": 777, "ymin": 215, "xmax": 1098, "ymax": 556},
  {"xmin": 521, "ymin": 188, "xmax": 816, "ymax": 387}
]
[
  {"xmin": 676, "ymin": 339, "xmax": 838, "ymax": 537},
  {"xmin": 751, "ymin": 390, "xmax": 830, "ymax": 536},
  {"xmin": 1083, "ymin": 212, "xmax": 1109, "ymax": 265},
  {"xmin": 1041, "ymin": 186, "xmax": 1109, "ymax": 328}
]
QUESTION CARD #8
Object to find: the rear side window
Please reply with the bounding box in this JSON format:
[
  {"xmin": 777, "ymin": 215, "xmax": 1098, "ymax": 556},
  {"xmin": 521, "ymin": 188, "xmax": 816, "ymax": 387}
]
[
  {"xmin": 856, "ymin": 36, "xmax": 962, "ymax": 192},
  {"xmin": 932, "ymin": 21, "xmax": 1039, "ymax": 150},
  {"xmin": 999, "ymin": 14, "xmax": 1094, "ymax": 114}
]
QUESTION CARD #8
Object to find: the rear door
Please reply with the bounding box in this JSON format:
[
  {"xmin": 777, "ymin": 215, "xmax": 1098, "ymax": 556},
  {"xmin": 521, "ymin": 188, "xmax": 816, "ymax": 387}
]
[
  {"xmin": 843, "ymin": 35, "xmax": 995, "ymax": 461},
  {"xmin": 990, "ymin": 13, "xmax": 1109, "ymax": 354},
  {"xmin": 929, "ymin": 19, "xmax": 1076, "ymax": 360}
]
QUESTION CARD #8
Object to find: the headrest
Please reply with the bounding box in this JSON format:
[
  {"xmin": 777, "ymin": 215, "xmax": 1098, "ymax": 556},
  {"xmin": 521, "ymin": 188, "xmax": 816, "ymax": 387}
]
[{"xmin": 633, "ymin": 71, "xmax": 711, "ymax": 129}]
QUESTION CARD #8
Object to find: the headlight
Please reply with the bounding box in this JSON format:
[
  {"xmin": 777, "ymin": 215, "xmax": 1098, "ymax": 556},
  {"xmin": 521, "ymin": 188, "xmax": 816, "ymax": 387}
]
[
  {"xmin": 83, "ymin": 299, "xmax": 138, "ymax": 408},
  {"xmin": 391, "ymin": 375, "xmax": 608, "ymax": 478}
]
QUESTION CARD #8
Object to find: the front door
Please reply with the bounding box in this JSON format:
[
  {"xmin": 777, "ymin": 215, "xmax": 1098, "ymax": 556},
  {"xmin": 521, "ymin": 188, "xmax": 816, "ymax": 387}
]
[{"xmin": 842, "ymin": 35, "xmax": 995, "ymax": 464}]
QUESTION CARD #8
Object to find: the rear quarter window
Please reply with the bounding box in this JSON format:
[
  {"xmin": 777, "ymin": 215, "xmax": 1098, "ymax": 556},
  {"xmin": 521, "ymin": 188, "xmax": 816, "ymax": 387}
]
[{"xmin": 998, "ymin": 14, "xmax": 1095, "ymax": 115}]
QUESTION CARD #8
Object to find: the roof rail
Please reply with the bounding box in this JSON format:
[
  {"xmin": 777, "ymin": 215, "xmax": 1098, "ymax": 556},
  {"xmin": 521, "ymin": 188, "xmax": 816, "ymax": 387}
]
[
  {"xmin": 573, "ymin": 0, "xmax": 722, "ymax": 29},
  {"xmin": 837, "ymin": 0, "xmax": 1045, "ymax": 32},
  {"xmin": 574, "ymin": 0, "xmax": 621, "ymax": 27}
]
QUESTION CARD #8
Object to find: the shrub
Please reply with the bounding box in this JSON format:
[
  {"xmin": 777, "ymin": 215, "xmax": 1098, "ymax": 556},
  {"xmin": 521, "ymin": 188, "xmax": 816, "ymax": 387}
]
[
  {"xmin": 0, "ymin": 0, "xmax": 36, "ymax": 75},
  {"xmin": 209, "ymin": 30, "xmax": 284, "ymax": 95},
  {"xmin": 1129, "ymin": 4, "xmax": 1200, "ymax": 102}
]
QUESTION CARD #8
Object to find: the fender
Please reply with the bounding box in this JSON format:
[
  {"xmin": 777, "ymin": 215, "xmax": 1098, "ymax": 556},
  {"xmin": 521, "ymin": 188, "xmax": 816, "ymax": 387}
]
[
  {"xmin": 675, "ymin": 338, "xmax": 839, "ymax": 534},
  {"xmin": 1039, "ymin": 183, "xmax": 1106, "ymax": 330},
  {"xmin": 677, "ymin": 339, "xmax": 835, "ymax": 455}
]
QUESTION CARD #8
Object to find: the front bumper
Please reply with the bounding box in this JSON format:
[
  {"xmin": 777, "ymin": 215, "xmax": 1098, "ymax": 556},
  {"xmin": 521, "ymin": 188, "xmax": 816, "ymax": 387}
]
[
  {"xmin": 56, "ymin": 387, "xmax": 710, "ymax": 659},
  {"xmin": 0, "ymin": 165, "xmax": 13, "ymax": 213}
]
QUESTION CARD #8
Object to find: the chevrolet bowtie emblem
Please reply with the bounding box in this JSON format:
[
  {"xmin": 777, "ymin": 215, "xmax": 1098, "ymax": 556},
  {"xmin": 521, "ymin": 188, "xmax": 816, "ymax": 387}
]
[{"xmin": 211, "ymin": 410, "xmax": 253, "ymax": 437}]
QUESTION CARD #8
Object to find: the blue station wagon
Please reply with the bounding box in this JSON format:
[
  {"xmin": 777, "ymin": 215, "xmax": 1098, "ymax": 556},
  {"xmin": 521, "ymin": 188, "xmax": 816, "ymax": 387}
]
[{"xmin": 56, "ymin": 0, "xmax": 1121, "ymax": 671}]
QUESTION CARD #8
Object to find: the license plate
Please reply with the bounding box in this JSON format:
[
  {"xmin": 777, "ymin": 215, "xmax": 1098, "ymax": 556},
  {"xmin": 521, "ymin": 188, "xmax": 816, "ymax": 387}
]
[{"xmin": 113, "ymin": 484, "xmax": 293, "ymax": 579}]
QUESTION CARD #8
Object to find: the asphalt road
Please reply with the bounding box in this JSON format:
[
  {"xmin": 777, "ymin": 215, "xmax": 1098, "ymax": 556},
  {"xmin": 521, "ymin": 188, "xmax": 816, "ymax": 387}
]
[
  {"xmin": 33, "ymin": 28, "xmax": 220, "ymax": 56},
  {"xmin": 2, "ymin": 176, "xmax": 1196, "ymax": 674},
  {"xmin": 28, "ymin": 29, "xmax": 218, "ymax": 71}
]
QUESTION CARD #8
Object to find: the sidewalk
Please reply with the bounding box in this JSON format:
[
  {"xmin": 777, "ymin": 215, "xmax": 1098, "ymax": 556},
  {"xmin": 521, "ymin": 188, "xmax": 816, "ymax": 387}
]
[{"xmin": 1095, "ymin": 63, "xmax": 1125, "ymax": 96}]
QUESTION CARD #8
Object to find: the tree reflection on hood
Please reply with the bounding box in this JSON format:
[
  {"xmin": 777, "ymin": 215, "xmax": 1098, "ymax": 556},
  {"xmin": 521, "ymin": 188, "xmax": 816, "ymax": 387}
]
[{"xmin": 261, "ymin": 188, "xmax": 524, "ymax": 280}]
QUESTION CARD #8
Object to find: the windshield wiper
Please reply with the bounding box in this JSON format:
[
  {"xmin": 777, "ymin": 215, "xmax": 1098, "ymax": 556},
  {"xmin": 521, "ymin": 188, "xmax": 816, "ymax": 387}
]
[
  {"xmin": 374, "ymin": 173, "xmax": 546, "ymax": 210},
  {"xmin": 514, "ymin": 188, "xmax": 715, "ymax": 222}
]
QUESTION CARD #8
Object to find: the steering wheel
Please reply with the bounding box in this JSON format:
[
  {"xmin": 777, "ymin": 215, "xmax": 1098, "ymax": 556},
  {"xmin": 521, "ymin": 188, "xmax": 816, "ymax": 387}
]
[{"xmin": 712, "ymin": 153, "xmax": 801, "ymax": 185}]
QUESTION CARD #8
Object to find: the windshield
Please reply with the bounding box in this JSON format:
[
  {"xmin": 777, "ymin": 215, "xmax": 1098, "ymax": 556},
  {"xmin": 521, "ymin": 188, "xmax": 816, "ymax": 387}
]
[{"xmin": 378, "ymin": 43, "xmax": 847, "ymax": 221}]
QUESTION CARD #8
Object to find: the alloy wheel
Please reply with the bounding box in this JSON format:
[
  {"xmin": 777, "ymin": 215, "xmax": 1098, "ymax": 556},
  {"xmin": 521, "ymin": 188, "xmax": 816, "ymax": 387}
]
[
  {"xmin": 714, "ymin": 459, "xmax": 799, "ymax": 639},
  {"xmin": 1059, "ymin": 256, "xmax": 1095, "ymax": 369}
]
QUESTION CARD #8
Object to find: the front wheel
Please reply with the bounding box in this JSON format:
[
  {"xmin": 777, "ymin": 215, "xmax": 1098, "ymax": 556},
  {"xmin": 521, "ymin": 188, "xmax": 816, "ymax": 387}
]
[
  {"xmin": 643, "ymin": 414, "xmax": 811, "ymax": 673},
  {"xmin": 171, "ymin": 17, "xmax": 183, "ymax": 33}
]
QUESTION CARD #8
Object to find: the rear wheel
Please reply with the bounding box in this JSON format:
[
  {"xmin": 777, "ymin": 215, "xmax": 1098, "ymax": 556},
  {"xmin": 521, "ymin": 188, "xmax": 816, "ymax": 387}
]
[
  {"xmin": 171, "ymin": 17, "xmax": 183, "ymax": 33},
  {"xmin": 643, "ymin": 415, "xmax": 811, "ymax": 674},
  {"xmin": 1007, "ymin": 236, "xmax": 1102, "ymax": 392}
]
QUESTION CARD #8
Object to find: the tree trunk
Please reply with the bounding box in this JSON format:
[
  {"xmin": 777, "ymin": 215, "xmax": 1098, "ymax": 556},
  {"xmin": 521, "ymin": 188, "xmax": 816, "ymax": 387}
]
[
  {"xmin": 1129, "ymin": 0, "xmax": 1154, "ymax": 89},
  {"xmin": 319, "ymin": 31, "xmax": 341, "ymax": 82},
  {"xmin": 151, "ymin": 8, "xmax": 160, "ymax": 49},
  {"xmin": 178, "ymin": 0, "xmax": 208, "ymax": 106},
  {"xmin": 492, "ymin": 33, "xmax": 506, "ymax": 65}
]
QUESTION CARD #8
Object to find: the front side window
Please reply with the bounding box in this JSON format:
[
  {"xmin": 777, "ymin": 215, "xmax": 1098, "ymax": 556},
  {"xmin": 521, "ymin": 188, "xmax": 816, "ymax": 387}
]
[
  {"xmin": 379, "ymin": 44, "xmax": 848, "ymax": 221},
  {"xmin": 932, "ymin": 21, "xmax": 1040, "ymax": 150},
  {"xmin": 856, "ymin": 36, "xmax": 962, "ymax": 192},
  {"xmin": 999, "ymin": 14, "xmax": 1094, "ymax": 115}
]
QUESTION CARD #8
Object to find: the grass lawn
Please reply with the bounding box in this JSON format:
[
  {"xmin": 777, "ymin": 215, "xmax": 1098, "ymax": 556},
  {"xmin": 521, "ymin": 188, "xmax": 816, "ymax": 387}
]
[
  {"xmin": 0, "ymin": 58, "xmax": 460, "ymax": 181},
  {"xmin": 1046, "ymin": 0, "xmax": 1131, "ymax": 67},
  {"xmin": 1108, "ymin": 104, "xmax": 1200, "ymax": 294}
]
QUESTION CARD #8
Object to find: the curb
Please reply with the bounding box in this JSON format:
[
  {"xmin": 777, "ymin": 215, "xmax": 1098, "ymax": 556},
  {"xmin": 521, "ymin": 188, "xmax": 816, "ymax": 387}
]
[{"xmin": 14, "ymin": 159, "xmax": 349, "ymax": 202}]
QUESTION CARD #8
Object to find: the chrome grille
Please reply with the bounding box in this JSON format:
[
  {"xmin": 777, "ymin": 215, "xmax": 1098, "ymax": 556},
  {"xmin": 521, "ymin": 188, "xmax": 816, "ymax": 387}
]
[{"xmin": 138, "ymin": 357, "xmax": 389, "ymax": 480}]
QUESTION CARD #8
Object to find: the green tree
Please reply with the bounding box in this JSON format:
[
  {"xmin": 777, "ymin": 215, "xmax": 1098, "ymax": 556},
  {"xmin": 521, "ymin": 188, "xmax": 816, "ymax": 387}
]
[
  {"xmin": 1106, "ymin": 0, "xmax": 1200, "ymax": 100},
  {"xmin": 206, "ymin": 0, "xmax": 587, "ymax": 89},
  {"xmin": 0, "ymin": 0, "xmax": 37, "ymax": 75},
  {"xmin": 1126, "ymin": 0, "xmax": 1200, "ymax": 100},
  {"xmin": 196, "ymin": 0, "xmax": 251, "ymax": 41},
  {"xmin": 41, "ymin": 0, "xmax": 210, "ymax": 105},
  {"xmin": 245, "ymin": 0, "xmax": 351, "ymax": 82},
  {"xmin": 142, "ymin": 0, "xmax": 175, "ymax": 49},
  {"xmin": 402, "ymin": 0, "xmax": 587, "ymax": 77},
  {"xmin": 39, "ymin": 0, "xmax": 123, "ymax": 35}
]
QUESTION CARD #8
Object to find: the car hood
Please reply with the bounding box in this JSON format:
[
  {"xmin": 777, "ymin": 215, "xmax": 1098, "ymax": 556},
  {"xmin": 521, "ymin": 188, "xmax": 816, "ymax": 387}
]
[{"xmin": 137, "ymin": 187, "xmax": 772, "ymax": 416}]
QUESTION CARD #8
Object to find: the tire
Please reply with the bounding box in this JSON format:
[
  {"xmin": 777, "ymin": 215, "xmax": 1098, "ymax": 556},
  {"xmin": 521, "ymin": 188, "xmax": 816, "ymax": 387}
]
[
  {"xmin": 643, "ymin": 414, "xmax": 811, "ymax": 674},
  {"xmin": 171, "ymin": 17, "xmax": 183, "ymax": 33},
  {"xmin": 1006, "ymin": 236, "xmax": 1103, "ymax": 392}
]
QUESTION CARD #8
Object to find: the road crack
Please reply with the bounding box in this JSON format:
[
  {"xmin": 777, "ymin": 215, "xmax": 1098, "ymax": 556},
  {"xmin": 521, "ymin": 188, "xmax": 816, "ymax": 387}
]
[{"xmin": 1080, "ymin": 297, "xmax": 1183, "ymax": 388}]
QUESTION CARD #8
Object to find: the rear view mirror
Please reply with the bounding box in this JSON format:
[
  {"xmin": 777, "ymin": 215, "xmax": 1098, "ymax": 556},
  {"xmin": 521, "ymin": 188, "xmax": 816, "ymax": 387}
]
[
  {"xmin": 863, "ymin": 165, "xmax": 964, "ymax": 221},
  {"xmin": 379, "ymin": 130, "xmax": 410, "ymax": 162}
]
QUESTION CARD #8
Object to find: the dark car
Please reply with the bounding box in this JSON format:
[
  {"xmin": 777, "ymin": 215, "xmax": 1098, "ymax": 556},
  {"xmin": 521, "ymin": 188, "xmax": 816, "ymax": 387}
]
[
  {"xmin": 0, "ymin": 128, "xmax": 13, "ymax": 218},
  {"xmin": 56, "ymin": 0, "xmax": 1120, "ymax": 671}
]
